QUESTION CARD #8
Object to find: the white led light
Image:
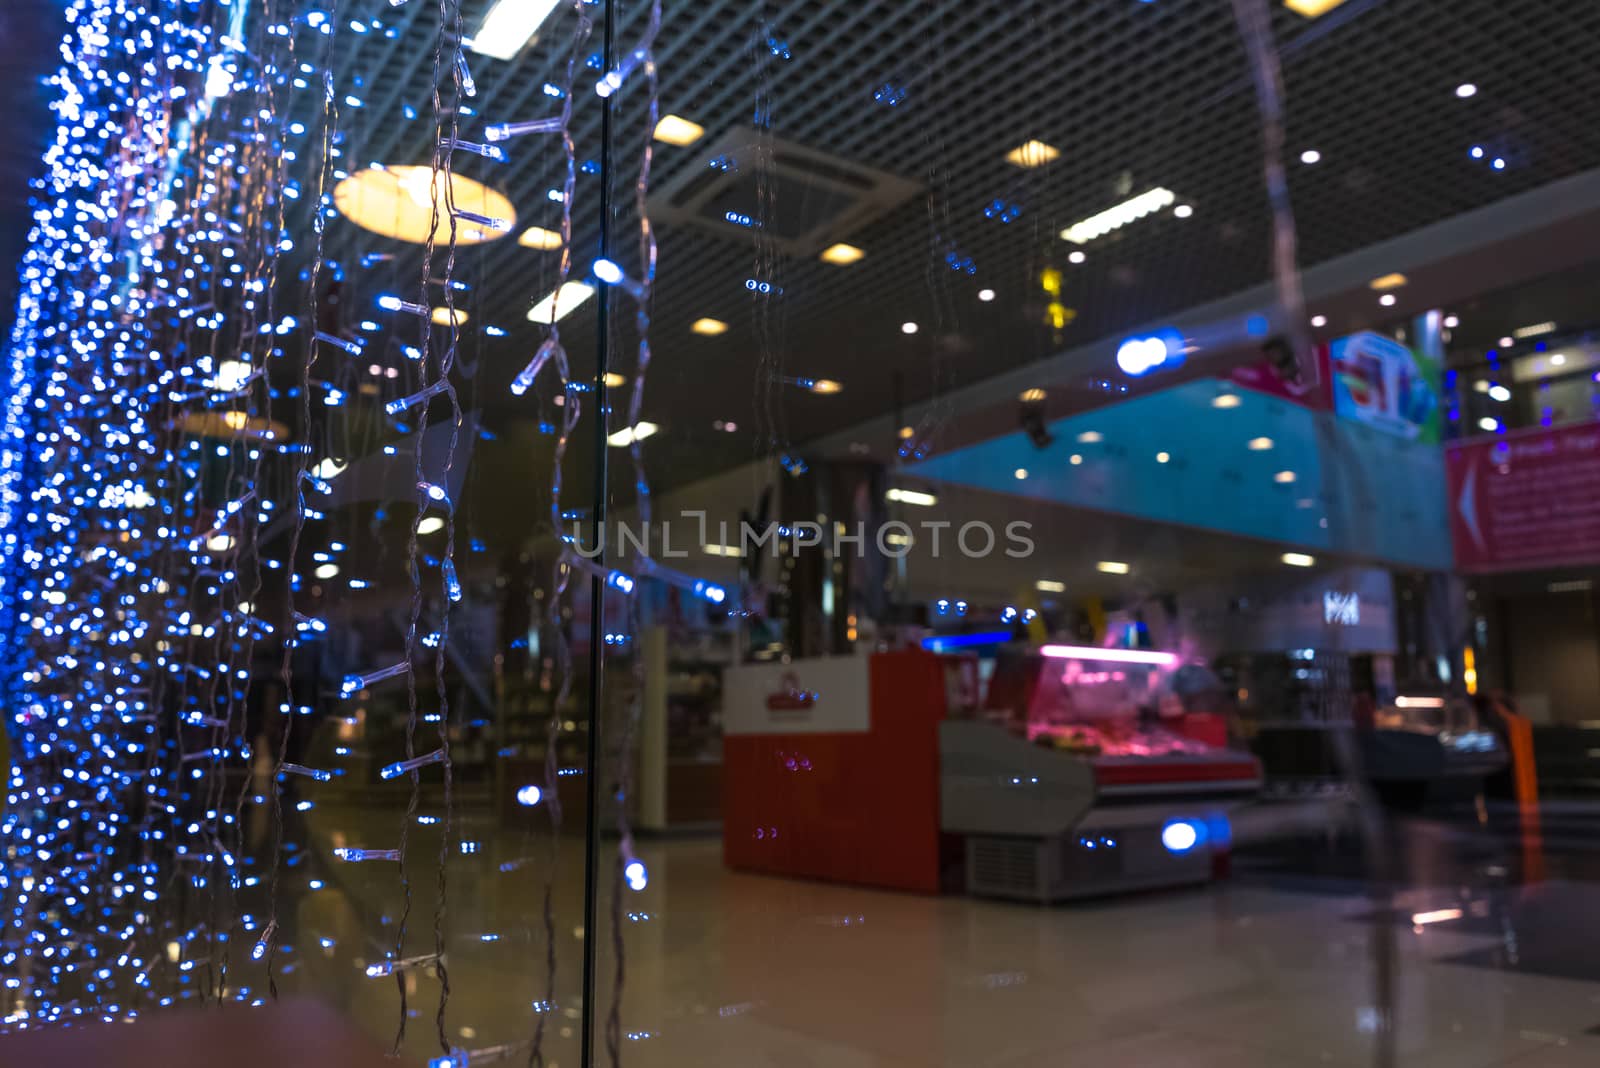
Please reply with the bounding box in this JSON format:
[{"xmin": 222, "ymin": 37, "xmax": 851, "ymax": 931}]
[
  {"xmin": 1300, "ymin": 149, "xmax": 1321, "ymax": 165},
  {"xmin": 885, "ymin": 488, "xmax": 938, "ymax": 507},
  {"xmin": 1161, "ymin": 821, "xmax": 1200, "ymax": 853}
]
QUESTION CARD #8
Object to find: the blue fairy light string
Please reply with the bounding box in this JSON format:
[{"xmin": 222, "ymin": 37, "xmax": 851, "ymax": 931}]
[{"xmin": 0, "ymin": 0, "xmax": 307, "ymax": 1025}]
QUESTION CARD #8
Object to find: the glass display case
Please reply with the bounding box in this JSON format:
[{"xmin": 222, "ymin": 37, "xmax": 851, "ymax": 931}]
[{"xmin": 984, "ymin": 647, "xmax": 1233, "ymax": 760}]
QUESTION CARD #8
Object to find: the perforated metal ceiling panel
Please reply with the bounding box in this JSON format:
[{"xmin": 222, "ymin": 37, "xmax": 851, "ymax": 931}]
[{"xmin": 30, "ymin": 0, "xmax": 1600, "ymax": 482}]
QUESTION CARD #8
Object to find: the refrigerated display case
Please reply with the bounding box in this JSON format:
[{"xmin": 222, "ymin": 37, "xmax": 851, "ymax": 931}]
[
  {"xmin": 1362, "ymin": 694, "xmax": 1507, "ymax": 806},
  {"xmin": 940, "ymin": 645, "xmax": 1261, "ymax": 902}
]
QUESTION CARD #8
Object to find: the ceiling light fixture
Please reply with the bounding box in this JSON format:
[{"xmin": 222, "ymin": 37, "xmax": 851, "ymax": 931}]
[
  {"xmin": 978, "ymin": 288, "xmax": 996, "ymax": 302},
  {"xmin": 1274, "ymin": 470, "xmax": 1297, "ymax": 484},
  {"xmin": 1077, "ymin": 430, "xmax": 1103, "ymax": 443},
  {"xmin": 1068, "ymin": 250, "xmax": 1087, "ymax": 265},
  {"xmin": 518, "ymin": 226, "xmax": 563, "ymax": 250},
  {"xmin": 1300, "ymin": 149, "xmax": 1322, "ymax": 164},
  {"xmin": 1035, "ymin": 579, "xmax": 1067, "ymax": 594},
  {"xmin": 1019, "ymin": 388, "xmax": 1047, "ymax": 403},
  {"xmin": 1248, "ymin": 436, "xmax": 1274, "ymax": 451},
  {"xmin": 1004, "ymin": 140, "xmax": 1060, "ymax": 168},
  {"xmin": 819, "ymin": 243, "xmax": 866, "ymax": 266},
  {"xmin": 1444, "ymin": 315, "xmax": 1460, "ymax": 328},
  {"xmin": 1283, "ymin": 0, "xmax": 1351, "ymax": 17},
  {"xmin": 1368, "ymin": 273, "xmax": 1408, "ymax": 290},
  {"xmin": 1513, "ymin": 321, "xmax": 1557, "ymax": 339},
  {"xmin": 702, "ymin": 543, "xmax": 743, "ymax": 558},
  {"xmin": 1455, "ymin": 82, "xmax": 1478, "ymax": 99},
  {"xmin": 1212, "ymin": 393, "xmax": 1242, "ymax": 409},
  {"xmin": 471, "ymin": 0, "xmax": 565, "ymax": 61},
  {"xmin": 607, "ymin": 421, "xmax": 659, "ymax": 448},
  {"xmin": 1014, "ymin": 468, "xmax": 1029, "ymax": 480},
  {"xmin": 1281, "ymin": 552, "xmax": 1316, "ymax": 568},
  {"xmin": 335, "ymin": 167, "xmax": 515, "ymax": 245},
  {"xmin": 1172, "ymin": 204, "xmax": 1194, "ymax": 219},
  {"xmin": 527, "ymin": 281, "xmax": 596, "ymax": 324},
  {"xmin": 1498, "ymin": 336, "xmax": 1513, "ymax": 348},
  {"xmin": 1069, "ymin": 454, "xmax": 1083, "ymax": 465},
  {"xmin": 653, "ymin": 114, "xmax": 705, "ymax": 146},
  {"xmin": 900, "ymin": 321, "xmax": 919, "ymax": 335},
  {"xmin": 1059, "ymin": 188, "xmax": 1175, "ymax": 244},
  {"xmin": 1155, "ymin": 451, "xmax": 1170, "ymax": 464},
  {"xmin": 210, "ymin": 359, "xmax": 253, "ymax": 392},
  {"xmin": 690, "ymin": 317, "xmax": 728, "ymax": 336},
  {"xmin": 886, "ymin": 488, "xmax": 938, "ymax": 507},
  {"xmin": 1310, "ymin": 315, "xmax": 1328, "ymax": 328},
  {"xmin": 1378, "ymin": 294, "xmax": 1397, "ymax": 307},
  {"xmin": 1095, "ymin": 561, "xmax": 1130, "ymax": 575}
]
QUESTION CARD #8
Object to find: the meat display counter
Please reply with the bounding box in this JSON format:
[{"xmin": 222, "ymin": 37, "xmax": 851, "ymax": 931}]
[{"xmin": 940, "ymin": 644, "xmax": 1261, "ymax": 902}]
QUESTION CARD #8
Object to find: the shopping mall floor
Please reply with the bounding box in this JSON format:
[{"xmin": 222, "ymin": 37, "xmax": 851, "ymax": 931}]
[{"xmin": 256, "ymin": 799, "xmax": 1600, "ymax": 1067}]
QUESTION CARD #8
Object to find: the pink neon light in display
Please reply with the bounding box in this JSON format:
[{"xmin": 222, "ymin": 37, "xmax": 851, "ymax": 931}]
[{"xmin": 1039, "ymin": 643, "xmax": 1179, "ymax": 667}]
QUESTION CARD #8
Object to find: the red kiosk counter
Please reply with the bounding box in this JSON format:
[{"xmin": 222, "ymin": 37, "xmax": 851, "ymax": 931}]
[{"xmin": 722, "ymin": 647, "xmax": 1261, "ymax": 901}]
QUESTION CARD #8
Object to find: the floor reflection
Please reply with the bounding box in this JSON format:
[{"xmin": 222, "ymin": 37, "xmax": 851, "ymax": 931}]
[{"xmin": 250, "ymin": 798, "xmax": 1600, "ymax": 1067}]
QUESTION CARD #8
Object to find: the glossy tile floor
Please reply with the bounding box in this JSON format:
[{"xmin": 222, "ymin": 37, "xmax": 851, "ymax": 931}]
[{"xmin": 273, "ymin": 800, "xmax": 1600, "ymax": 1067}]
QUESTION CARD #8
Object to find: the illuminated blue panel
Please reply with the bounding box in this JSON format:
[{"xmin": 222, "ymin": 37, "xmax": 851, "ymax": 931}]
[
  {"xmin": 921, "ymin": 630, "xmax": 1015, "ymax": 652},
  {"xmin": 908, "ymin": 378, "xmax": 1450, "ymax": 570}
]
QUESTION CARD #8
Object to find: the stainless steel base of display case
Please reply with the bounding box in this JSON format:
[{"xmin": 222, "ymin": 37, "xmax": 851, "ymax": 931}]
[{"xmin": 965, "ymin": 827, "xmax": 1214, "ymax": 903}]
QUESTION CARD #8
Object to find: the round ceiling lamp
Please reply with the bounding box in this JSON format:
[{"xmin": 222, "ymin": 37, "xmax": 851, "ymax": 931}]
[{"xmin": 333, "ymin": 165, "xmax": 517, "ymax": 245}]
